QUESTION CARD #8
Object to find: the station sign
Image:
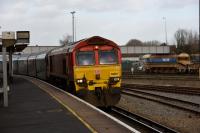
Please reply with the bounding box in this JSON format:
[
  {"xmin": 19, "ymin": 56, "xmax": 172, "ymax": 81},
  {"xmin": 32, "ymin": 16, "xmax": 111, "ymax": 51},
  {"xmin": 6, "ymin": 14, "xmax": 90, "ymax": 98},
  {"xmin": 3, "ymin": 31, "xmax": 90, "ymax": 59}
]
[
  {"xmin": 16, "ymin": 31, "xmax": 30, "ymax": 43},
  {"xmin": 2, "ymin": 31, "xmax": 16, "ymax": 47}
]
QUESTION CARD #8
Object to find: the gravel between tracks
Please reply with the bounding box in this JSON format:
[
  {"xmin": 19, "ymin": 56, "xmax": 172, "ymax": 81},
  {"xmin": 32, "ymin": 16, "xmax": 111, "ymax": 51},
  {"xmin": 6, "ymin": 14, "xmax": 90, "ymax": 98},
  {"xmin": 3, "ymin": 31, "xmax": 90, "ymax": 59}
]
[{"xmin": 117, "ymin": 94, "xmax": 200, "ymax": 133}]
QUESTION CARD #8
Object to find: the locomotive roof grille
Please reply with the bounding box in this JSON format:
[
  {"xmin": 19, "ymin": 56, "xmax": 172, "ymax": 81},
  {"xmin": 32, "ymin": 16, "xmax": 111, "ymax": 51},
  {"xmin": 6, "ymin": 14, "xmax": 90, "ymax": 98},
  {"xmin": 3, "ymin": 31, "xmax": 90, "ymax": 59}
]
[{"xmin": 86, "ymin": 37, "xmax": 108, "ymax": 45}]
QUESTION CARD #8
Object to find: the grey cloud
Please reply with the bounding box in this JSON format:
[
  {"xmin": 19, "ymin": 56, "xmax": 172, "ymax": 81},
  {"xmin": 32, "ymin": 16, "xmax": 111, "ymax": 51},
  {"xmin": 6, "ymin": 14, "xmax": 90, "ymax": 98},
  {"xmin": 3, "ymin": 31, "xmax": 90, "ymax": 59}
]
[
  {"xmin": 158, "ymin": 0, "xmax": 198, "ymax": 9},
  {"xmin": 42, "ymin": 0, "xmax": 198, "ymax": 12},
  {"xmin": 0, "ymin": 0, "xmax": 198, "ymax": 46},
  {"xmin": 0, "ymin": 0, "xmax": 198, "ymax": 15}
]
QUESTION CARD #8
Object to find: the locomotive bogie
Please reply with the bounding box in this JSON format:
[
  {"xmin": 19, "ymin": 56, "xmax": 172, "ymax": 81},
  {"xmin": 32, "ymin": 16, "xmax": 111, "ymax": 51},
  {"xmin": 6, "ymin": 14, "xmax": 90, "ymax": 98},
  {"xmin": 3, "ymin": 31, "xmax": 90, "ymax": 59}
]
[{"xmin": 81, "ymin": 90, "xmax": 121, "ymax": 107}]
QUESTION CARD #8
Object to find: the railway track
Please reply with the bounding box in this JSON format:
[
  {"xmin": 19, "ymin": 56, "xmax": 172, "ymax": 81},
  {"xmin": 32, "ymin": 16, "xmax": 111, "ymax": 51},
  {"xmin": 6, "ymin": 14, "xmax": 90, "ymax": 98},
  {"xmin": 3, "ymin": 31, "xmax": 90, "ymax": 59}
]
[
  {"xmin": 122, "ymin": 84, "xmax": 200, "ymax": 95},
  {"xmin": 122, "ymin": 87, "xmax": 200, "ymax": 114},
  {"xmin": 122, "ymin": 72, "xmax": 199, "ymax": 80},
  {"xmin": 111, "ymin": 106, "xmax": 178, "ymax": 133},
  {"xmin": 122, "ymin": 72, "xmax": 198, "ymax": 76}
]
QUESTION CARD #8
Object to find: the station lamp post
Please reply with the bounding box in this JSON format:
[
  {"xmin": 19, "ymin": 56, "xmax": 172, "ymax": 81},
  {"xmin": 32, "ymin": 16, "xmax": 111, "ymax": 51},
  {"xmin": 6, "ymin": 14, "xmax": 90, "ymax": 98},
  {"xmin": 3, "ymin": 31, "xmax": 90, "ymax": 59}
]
[
  {"xmin": 70, "ymin": 11, "xmax": 76, "ymax": 43},
  {"xmin": 163, "ymin": 17, "xmax": 168, "ymax": 45}
]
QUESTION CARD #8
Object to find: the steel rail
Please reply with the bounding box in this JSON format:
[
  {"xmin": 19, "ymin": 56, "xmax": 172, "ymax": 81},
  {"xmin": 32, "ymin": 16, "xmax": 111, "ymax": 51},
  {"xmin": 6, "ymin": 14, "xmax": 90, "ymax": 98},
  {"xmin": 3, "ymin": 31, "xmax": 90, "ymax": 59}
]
[
  {"xmin": 111, "ymin": 106, "xmax": 179, "ymax": 133},
  {"xmin": 122, "ymin": 84, "xmax": 200, "ymax": 95},
  {"xmin": 122, "ymin": 89, "xmax": 200, "ymax": 114}
]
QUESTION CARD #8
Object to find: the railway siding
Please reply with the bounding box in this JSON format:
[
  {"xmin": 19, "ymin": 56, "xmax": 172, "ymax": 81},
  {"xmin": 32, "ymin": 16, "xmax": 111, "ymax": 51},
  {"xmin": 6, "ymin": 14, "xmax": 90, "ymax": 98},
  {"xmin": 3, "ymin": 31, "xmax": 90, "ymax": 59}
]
[
  {"xmin": 135, "ymin": 89, "xmax": 200, "ymax": 105},
  {"xmin": 122, "ymin": 78, "xmax": 200, "ymax": 88},
  {"xmin": 117, "ymin": 94, "xmax": 200, "ymax": 133},
  {"xmin": 122, "ymin": 88, "xmax": 200, "ymax": 114},
  {"xmin": 118, "ymin": 82, "xmax": 200, "ymax": 133}
]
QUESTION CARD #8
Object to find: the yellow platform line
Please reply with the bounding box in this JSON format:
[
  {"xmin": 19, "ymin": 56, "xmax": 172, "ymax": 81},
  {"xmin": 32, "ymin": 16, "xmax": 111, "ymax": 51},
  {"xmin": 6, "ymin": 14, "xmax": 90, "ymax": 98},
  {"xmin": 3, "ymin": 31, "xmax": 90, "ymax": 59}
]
[{"xmin": 33, "ymin": 82, "xmax": 98, "ymax": 133}]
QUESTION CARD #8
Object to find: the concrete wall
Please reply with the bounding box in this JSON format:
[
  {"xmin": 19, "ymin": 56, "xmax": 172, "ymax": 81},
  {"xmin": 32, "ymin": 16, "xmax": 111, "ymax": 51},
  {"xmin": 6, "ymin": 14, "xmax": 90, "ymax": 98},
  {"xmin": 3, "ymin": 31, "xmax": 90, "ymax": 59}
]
[
  {"xmin": 120, "ymin": 46, "xmax": 170, "ymax": 54},
  {"xmin": 120, "ymin": 45, "xmax": 170, "ymax": 61}
]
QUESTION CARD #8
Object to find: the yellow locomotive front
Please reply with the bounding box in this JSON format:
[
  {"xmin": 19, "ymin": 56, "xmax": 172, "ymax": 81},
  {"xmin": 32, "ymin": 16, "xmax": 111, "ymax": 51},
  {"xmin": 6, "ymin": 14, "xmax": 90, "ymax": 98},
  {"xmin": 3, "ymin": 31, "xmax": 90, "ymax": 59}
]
[{"xmin": 73, "ymin": 39, "xmax": 122, "ymax": 107}]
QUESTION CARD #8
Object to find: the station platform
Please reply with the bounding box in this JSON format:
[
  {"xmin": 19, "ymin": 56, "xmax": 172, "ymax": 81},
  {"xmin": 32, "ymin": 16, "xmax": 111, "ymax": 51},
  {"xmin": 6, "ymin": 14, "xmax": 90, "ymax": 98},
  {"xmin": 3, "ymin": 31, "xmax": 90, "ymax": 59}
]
[
  {"xmin": 0, "ymin": 76, "xmax": 138, "ymax": 133},
  {"xmin": 0, "ymin": 77, "xmax": 91, "ymax": 133}
]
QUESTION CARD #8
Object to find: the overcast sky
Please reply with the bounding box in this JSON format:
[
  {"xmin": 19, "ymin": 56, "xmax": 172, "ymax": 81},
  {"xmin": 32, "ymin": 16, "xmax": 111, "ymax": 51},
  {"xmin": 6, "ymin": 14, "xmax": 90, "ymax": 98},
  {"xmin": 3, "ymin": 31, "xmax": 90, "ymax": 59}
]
[{"xmin": 0, "ymin": 0, "xmax": 199, "ymax": 46}]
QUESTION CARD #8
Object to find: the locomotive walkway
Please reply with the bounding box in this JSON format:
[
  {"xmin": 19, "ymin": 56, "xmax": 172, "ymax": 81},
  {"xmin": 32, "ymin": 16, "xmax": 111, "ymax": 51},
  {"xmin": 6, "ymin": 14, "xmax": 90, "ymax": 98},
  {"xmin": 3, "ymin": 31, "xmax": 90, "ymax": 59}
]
[{"xmin": 0, "ymin": 76, "xmax": 138, "ymax": 133}]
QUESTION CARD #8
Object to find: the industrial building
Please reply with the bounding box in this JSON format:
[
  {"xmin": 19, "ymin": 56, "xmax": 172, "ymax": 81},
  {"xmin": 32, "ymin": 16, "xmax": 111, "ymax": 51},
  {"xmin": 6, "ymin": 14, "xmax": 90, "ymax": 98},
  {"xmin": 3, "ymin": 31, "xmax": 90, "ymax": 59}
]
[{"xmin": 121, "ymin": 45, "xmax": 170, "ymax": 61}]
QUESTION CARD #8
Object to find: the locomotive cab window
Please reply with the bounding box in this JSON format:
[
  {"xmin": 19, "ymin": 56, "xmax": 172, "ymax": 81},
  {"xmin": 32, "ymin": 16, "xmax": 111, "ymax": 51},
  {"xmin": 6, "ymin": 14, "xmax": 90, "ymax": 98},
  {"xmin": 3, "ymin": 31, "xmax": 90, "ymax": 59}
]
[
  {"xmin": 99, "ymin": 50, "xmax": 118, "ymax": 65},
  {"xmin": 76, "ymin": 51, "xmax": 95, "ymax": 66}
]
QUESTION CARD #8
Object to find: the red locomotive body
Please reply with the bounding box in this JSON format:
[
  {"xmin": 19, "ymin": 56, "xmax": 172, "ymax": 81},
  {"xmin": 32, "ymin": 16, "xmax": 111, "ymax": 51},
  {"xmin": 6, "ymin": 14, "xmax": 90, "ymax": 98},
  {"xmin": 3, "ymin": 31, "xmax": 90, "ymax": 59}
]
[{"xmin": 48, "ymin": 36, "xmax": 122, "ymax": 107}]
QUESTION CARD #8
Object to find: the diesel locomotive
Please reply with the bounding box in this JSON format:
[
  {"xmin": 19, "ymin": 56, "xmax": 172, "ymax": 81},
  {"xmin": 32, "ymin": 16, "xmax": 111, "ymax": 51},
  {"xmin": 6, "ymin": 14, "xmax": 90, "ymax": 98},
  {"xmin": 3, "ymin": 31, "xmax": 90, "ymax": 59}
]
[
  {"xmin": 142, "ymin": 53, "xmax": 200, "ymax": 73},
  {"xmin": 142, "ymin": 53, "xmax": 190, "ymax": 73},
  {"xmin": 13, "ymin": 36, "xmax": 122, "ymax": 107}
]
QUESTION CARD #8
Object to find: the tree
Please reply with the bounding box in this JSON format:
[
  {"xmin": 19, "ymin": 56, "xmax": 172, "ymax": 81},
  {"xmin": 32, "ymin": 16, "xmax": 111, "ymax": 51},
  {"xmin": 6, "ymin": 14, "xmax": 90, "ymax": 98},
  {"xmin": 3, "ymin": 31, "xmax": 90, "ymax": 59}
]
[
  {"xmin": 174, "ymin": 29, "xmax": 199, "ymax": 54},
  {"xmin": 187, "ymin": 31, "xmax": 199, "ymax": 53},
  {"xmin": 59, "ymin": 35, "xmax": 72, "ymax": 46},
  {"xmin": 174, "ymin": 29, "xmax": 188, "ymax": 52},
  {"xmin": 126, "ymin": 39, "xmax": 143, "ymax": 46},
  {"xmin": 143, "ymin": 40, "xmax": 161, "ymax": 46}
]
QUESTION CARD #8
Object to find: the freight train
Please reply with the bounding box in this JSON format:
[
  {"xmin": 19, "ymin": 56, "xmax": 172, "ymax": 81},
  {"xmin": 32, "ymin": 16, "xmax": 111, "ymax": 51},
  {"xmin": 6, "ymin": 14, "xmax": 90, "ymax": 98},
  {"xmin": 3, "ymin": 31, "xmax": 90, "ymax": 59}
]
[
  {"xmin": 142, "ymin": 53, "xmax": 200, "ymax": 73},
  {"xmin": 12, "ymin": 36, "xmax": 122, "ymax": 107}
]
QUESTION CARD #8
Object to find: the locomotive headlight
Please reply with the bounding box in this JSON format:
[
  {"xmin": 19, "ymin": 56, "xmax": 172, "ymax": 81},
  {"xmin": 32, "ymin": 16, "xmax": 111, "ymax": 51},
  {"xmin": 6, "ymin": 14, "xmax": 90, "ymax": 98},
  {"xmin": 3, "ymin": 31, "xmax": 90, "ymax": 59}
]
[
  {"xmin": 76, "ymin": 77, "xmax": 88, "ymax": 87},
  {"xmin": 109, "ymin": 77, "xmax": 120, "ymax": 85},
  {"xmin": 77, "ymin": 79, "xmax": 83, "ymax": 83},
  {"xmin": 113, "ymin": 77, "xmax": 120, "ymax": 82}
]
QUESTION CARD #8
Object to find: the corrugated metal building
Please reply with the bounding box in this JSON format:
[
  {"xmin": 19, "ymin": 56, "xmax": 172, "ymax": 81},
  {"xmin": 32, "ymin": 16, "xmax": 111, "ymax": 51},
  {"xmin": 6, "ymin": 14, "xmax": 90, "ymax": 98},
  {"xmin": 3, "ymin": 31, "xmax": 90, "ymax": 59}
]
[{"xmin": 120, "ymin": 45, "xmax": 170, "ymax": 61}]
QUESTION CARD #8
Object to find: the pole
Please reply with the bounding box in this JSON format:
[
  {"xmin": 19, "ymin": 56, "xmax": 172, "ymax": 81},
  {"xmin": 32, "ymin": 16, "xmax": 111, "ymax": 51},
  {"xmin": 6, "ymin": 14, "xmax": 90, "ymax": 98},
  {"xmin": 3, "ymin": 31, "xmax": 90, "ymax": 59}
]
[
  {"xmin": 74, "ymin": 15, "xmax": 76, "ymax": 41},
  {"xmin": 199, "ymin": 29, "xmax": 200, "ymax": 80},
  {"xmin": 9, "ymin": 49, "xmax": 13, "ymax": 83},
  {"xmin": 71, "ymin": 11, "xmax": 76, "ymax": 43},
  {"xmin": 2, "ymin": 46, "xmax": 8, "ymax": 107},
  {"xmin": 163, "ymin": 17, "xmax": 168, "ymax": 45}
]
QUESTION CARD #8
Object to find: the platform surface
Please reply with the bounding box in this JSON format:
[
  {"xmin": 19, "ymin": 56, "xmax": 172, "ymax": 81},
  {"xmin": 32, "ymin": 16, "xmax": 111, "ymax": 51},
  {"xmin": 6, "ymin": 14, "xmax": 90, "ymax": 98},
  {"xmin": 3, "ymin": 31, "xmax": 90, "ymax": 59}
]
[{"xmin": 0, "ymin": 77, "xmax": 91, "ymax": 133}]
